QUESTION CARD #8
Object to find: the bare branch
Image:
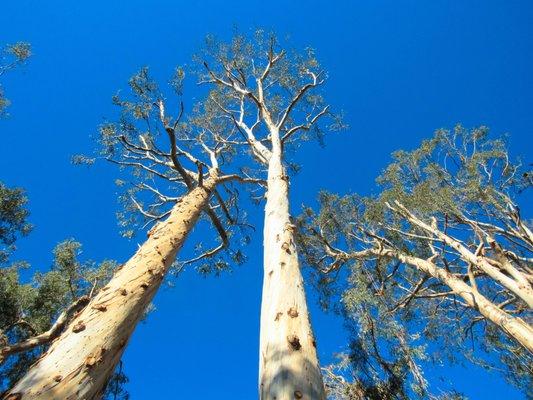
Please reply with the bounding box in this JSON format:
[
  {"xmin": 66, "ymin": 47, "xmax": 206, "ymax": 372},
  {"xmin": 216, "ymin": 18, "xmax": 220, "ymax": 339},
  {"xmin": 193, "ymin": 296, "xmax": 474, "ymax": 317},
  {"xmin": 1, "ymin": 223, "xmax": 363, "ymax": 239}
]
[
  {"xmin": 281, "ymin": 105, "xmax": 330, "ymax": 143},
  {"xmin": 277, "ymin": 69, "xmax": 324, "ymax": 130},
  {"xmin": 202, "ymin": 61, "xmax": 262, "ymax": 109},
  {"xmin": 179, "ymin": 242, "xmax": 226, "ymax": 267}
]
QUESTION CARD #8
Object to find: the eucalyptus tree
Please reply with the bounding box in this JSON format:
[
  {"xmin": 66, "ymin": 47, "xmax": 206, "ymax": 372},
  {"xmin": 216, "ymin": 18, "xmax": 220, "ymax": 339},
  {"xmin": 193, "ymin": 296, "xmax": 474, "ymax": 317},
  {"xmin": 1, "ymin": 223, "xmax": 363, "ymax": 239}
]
[
  {"xmin": 0, "ymin": 182, "xmax": 126, "ymax": 398},
  {"xmin": 297, "ymin": 126, "xmax": 532, "ymax": 396},
  {"xmin": 6, "ymin": 67, "xmax": 256, "ymax": 399},
  {"xmin": 192, "ymin": 31, "xmax": 343, "ymax": 399},
  {"xmin": 0, "ymin": 42, "xmax": 31, "ymax": 116}
]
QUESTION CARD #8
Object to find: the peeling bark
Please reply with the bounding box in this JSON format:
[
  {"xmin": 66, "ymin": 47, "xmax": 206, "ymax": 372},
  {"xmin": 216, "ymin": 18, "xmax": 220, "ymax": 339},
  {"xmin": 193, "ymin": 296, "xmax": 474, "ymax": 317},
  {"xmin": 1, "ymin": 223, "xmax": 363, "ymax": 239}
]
[
  {"xmin": 4, "ymin": 179, "xmax": 217, "ymax": 400},
  {"xmin": 259, "ymin": 150, "xmax": 326, "ymax": 400}
]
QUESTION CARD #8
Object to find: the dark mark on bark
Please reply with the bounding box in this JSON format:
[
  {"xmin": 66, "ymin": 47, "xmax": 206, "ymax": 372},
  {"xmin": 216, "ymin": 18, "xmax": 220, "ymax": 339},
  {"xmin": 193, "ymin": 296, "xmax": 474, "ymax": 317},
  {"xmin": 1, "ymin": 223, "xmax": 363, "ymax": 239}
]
[
  {"xmin": 287, "ymin": 307, "xmax": 299, "ymax": 318},
  {"xmin": 72, "ymin": 321, "xmax": 86, "ymax": 333},
  {"xmin": 85, "ymin": 355, "xmax": 97, "ymax": 368},
  {"xmin": 287, "ymin": 335, "xmax": 301, "ymax": 350}
]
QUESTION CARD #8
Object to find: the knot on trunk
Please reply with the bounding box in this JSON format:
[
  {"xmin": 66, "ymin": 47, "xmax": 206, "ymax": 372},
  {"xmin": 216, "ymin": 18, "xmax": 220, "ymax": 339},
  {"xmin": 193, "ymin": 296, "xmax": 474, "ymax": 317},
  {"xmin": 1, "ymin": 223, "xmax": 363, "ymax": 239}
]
[
  {"xmin": 53, "ymin": 375, "xmax": 62, "ymax": 382},
  {"xmin": 120, "ymin": 288, "xmax": 128, "ymax": 296},
  {"xmin": 287, "ymin": 307, "xmax": 299, "ymax": 318},
  {"xmin": 92, "ymin": 304, "xmax": 107, "ymax": 312},
  {"xmin": 72, "ymin": 321, "xmax": 86, "ymax": 333},
  {"xmin": 284, "ymin": 223, "xmax": 296, "ymax": 233},
  {"xmin": 275, "ymin": 312, "xmax": 283, "ymax": 321},
  {"xmin": 281, "ymin": 242, "xmax": 292, "ymax": 254},
  {"xmin": 147, "ymin": 223, "xmax": 159, "ymax": 238},
  {"xmin": 287, "ymin": 334, "xmax": 301, "ymax": 350},
  {"xmin": 5, "ymin": 394, "xmax": 22, "ymax": 400},
  {"xmin": 85, "ymin": 348, "xmax": 106, "ymax": 368},
  {"xmin": 294, "ymin": 390, "xmax": 303, "ymax": 399},
  {"xmin": 85, "ymin": 354, "xmax": 97, "ymax": 368}
]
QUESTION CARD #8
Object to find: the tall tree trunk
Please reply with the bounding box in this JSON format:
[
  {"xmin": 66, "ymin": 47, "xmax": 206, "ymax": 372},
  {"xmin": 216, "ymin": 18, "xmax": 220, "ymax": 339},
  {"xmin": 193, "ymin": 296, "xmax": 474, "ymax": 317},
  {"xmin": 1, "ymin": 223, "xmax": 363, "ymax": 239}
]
[
  {"xmin": 4, "ymin": 178, "xmax": 217, "ymax": 400},
  {"xmin": 395, "ymin": 251, "xmax": 533, "ymax": 353},
  {"xmin": 259, "ymin": 149, "xmax": 326, "ymax": 400}
]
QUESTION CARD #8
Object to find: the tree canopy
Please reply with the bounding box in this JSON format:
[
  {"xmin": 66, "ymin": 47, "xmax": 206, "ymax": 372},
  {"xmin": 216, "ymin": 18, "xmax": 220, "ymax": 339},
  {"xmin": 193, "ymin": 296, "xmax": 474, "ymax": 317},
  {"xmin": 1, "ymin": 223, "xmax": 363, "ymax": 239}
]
[{"xmin": 297, "ymin": 126, "xmax": 532, "ymax": 398}]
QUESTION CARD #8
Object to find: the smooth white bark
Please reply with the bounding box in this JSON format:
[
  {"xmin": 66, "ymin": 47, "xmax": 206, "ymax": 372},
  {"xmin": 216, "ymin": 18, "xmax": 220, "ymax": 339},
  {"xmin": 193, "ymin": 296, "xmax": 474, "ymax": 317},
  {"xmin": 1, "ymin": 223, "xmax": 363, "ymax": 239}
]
[{"xmin": 259, "ymin": 150, "xmax": 326, "ymax": 400}]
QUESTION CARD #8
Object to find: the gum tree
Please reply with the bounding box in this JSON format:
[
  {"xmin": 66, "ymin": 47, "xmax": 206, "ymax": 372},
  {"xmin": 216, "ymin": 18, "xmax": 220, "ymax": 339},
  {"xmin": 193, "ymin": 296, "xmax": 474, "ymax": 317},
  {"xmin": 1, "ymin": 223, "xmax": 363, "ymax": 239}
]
[
  {"xmin": 298, "ymin": 126, "xmax": 532, "ymax": 397},
  {"xmin": 0, "ymin": 182, "xmax": 126, "ymax": 398},
  {"xmin": 1, "ymin": 43, "xmax": 127, "ymax": 398},
  {"xmin": 194, "ymin": 31, "xmax": 342, "ymax": 399},
  {"xmin": 5, "ymin": 67, "xmax": 256, "ymax": 399}
]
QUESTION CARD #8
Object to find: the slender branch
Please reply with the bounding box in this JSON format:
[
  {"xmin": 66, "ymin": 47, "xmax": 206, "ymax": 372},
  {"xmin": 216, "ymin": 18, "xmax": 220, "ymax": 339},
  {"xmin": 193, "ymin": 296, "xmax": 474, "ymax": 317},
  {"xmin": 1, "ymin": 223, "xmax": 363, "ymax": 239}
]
[
  {"xmin": 281, "ymin": 105, "xmax": 329, "ymax": 143},
  {"xmin": 277, "ymin": 69, "xmax": 324, "ymax": 130},
  {"xmin": 179, "ymin": 242, "xmax": 226, "ymax": 267},
  {"xmin": 157, "ymin": 99, "xmax": 195, "ymax": 188}
]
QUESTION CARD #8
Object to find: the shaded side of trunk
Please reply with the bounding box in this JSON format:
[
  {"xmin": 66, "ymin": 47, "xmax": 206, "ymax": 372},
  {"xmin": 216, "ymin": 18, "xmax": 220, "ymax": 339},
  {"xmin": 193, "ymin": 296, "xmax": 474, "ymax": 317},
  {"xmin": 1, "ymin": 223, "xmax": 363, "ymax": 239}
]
[
  {"xmin": 259, "ymin": 151, "xmax": 326, "ymax": 400},
  {"xmin": 5, "ymin": 180, "xmax": 216, "ymax": 400},
  {"xmin": 397, "ymin": 252, "xmax": 533, "ymax": 353}
]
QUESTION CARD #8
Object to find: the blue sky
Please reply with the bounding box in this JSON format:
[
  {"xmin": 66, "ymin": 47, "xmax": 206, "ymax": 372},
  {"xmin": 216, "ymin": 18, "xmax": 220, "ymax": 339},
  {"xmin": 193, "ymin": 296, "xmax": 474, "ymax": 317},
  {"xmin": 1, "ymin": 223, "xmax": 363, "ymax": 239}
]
[{"xmin": 1, "ymin": 1, "xmax": 532, "ymax": 398}]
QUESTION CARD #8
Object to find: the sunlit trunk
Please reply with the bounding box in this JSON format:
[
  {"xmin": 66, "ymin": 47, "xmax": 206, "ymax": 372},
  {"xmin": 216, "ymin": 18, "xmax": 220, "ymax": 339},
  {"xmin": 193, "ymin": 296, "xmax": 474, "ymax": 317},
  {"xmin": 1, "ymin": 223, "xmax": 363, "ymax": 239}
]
[
  {"xmin": 5, "ymin": 179, "xmax": 216, "ymax": 400},
  {"xmin": 259, "ymin": 149, "xmax": 326, "ymax": 400}
]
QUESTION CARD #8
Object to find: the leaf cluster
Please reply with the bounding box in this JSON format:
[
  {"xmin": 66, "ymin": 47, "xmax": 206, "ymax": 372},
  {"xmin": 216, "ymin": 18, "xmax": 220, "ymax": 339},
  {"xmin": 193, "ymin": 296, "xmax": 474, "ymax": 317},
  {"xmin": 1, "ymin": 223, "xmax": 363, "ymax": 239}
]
[{"xmin": 0, "ymin": 42, "xmax": 31, "ymax": 116}]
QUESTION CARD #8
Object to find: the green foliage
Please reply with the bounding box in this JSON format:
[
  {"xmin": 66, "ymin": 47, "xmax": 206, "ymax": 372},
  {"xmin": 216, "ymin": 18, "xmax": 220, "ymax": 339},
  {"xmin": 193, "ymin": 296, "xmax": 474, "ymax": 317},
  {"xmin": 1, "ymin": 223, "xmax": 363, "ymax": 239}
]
[
  {"xmin": 90, "ymin": 66, "xmax": 207, "ymax": 237},
  {"xmin": 5, "ymin": 43, "xmax": 31, "ymax": 62},
  {"xmin": 0, "ymin": 42, "xmax": 31, "ymax": 116},
  {"xmin": 0, "ymin": 182, "xmax": 32, "ymax": 263},
  {"xmin": 297, "ymin": 126, "xmax": 532, "ymax": 398},
  {"xmin": 0, "ymin": 239, "xmax": 120, "ymax": 391},
  {"xmin": 77, "ymin": 36, "xmax": 266, "ymax": 276},
  {"xmin": 191, "ymin": 29, "xmax": 344, "ymax": 154}
]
